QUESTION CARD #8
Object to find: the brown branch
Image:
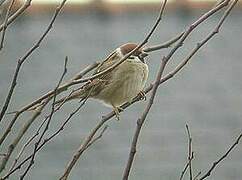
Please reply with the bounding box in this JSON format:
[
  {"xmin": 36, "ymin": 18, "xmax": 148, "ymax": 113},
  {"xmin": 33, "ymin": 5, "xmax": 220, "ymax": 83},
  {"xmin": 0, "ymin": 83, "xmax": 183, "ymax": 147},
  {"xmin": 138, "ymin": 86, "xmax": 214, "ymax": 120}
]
[
  {"xmin": 199, "ymin": 131, "xmax": 242, "ymax": 180},
  {"xmin": 0, "ymin": 0, "xmax": 15, "ymax": 50},
  {"xmin": 19, "ymin": 57, "xmax": 68, "ymax": 180},
  {"xmin": 179, "ymin": 125, "xmax": 195, "ymax": 180},
  {"xmin": 54, "ymin": 1, "xmax": 236, "ymax": 179},
  {"xmin": 179, "ymin": 152, "xmax": 194, "ymax": 180},
  {"xmin": 194, "ymin": 171, "xmax": 201, "ymax": 180},
  {"xmin": 186, "ymin": 124, "xmax": 193, "ymax": 180},
  {"xmin": 0, "ymin": 0, "xmax": 32, "ymax": 32},
  {"xmin": 59, "ymin": 1, "xmax": 167, "ymax": 180},
  {"xmin": 143, "ymin": 32, "xmax": 184, "ymax": 53},
  {"xmin": 9, "ymin": 114, "xmax": 49, "ymax": 172},
  {"xmin": 7, "ymin": 0, "xmax": 231, "ymax": 118},
  {"xmin": 0, "ymin": 61, "xmax": 99, "ymax": 149},
  {"xmin": 84, "ymin": 125, "xmax": 108, "ymax": 151},
  {"xmin": 122, "ymin": 2, "xmax": 168, "ymax": 178},
  {"xmin": 0, "ymin": 63, "xmax": 98, "ymax": 174},
  {"xmin": 1, "ymin": 95, "xmax": 91, "ymax": 179},
  {"xmin": 66, "ymin": 0, "xmax": 167, "ymax": 86},
  {"xmin": 0, "ymin": 0, "xmax": 237, "ymax": 178},
  {"xmin": 3, "ymin": 0, "xmax": 236, "ymax": 174},
  {"xmin": 122, "ymin": 0, "xmax": 233, "ymax": 179},
  {"xmin": 0, "ymin": 98, "xmax": 51, "ymax": 173},
  {"xmin": 0, "ymin": 0, "xmax": 67, "ymax": 146},
  {"xmin": 3, "ymin": 0, "xmax": 229, "ymax": 154}
]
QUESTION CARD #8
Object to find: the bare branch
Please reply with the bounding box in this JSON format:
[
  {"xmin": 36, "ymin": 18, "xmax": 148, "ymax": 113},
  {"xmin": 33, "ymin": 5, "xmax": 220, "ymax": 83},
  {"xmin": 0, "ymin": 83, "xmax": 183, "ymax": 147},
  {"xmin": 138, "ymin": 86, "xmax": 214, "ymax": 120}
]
[
  {"xmin": 59, "ymin": 1, "xmax": 168, "ymax": 180},
  {"xmin": 0, "ymin": 98, "xmax": 51, "ymax": 173},
  {"xmin": 143, "ymin": 32, "xmax": 184, "ymax": 53},
  {"xmin": 9, "ymin": 115, "xmax": 49, "ymax": 172},
  {"xmin": 199, "ymin": 132, "xmax": 242, "ymax": 180},
  {"xmin": 122, "ymin": 0, "xmax": 233, "ymax": 179},
  {"xmin": 186, "ymin": 124, "xmax": 193, "ymax": 180},
  {"xmin": 83, "ymin": 125, "xmax": 108, "ymax": 152},
  {"xmin": 194, "ymin": 171, "xmax": 201, "ymax": 180},
  {"xmin": 19, "ymin": 57, "xmax": 68, "ymax": 180},
  {"xmin": 179, "ymin": 153, "xmax": 194, "ymax": 180},
  {"xmin": 0, "ymin": 0, "xmax": 15, "ymax": 50},
  {"xmin": 0, "ymin": 0, "xmax": 67, "ymax": 145},
  {"xmin": 67, "ymin": 0, "xmax": 167, "ymax": 86},
  {"xmin": 4, "ymin": 0, "xmax": 231, "ymax": 151},
  {"xmin": 0, "ymin": 0, "xmax": 32, "ymax": 32},
  {"xmin": 1, "ymin": 0, "xmax": 239, "ymax": 179},
  {"xmin": 1, "ymin": 97, "xmax": 90, "ymax": 180}
]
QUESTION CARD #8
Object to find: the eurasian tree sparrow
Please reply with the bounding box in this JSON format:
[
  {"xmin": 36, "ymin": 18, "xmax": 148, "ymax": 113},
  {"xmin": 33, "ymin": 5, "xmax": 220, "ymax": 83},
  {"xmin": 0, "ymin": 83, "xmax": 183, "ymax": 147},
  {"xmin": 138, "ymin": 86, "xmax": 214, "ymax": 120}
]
[{"xmin": 56, "ymin": 43, "xmax": 149, "ymax": 119}]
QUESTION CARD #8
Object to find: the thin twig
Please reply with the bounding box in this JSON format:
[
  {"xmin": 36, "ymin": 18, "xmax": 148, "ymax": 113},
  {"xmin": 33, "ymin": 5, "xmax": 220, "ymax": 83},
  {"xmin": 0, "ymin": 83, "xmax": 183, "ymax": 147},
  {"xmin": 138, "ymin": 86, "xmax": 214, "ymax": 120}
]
[
  {"xmin": 1, "ymin": 0, "xmax": 237, "ymax": 178},
  {"xmin": 179, "ymin": 125, "xmax": 194, "ymax": 180},
  {"xmin": 122, "ymin": 1, "xmax": 168, "ymax": 178},
  {"xmin": 1, "ymin": 95, "xmax": 91, "ymax": 180},
  {"xmin": 59, "ymin": 1, "xmax": 167, "ymax": 179},
  {"xmin": 1, "ymin": 61, "xmax": 99, "ymax": 148},
  {"xmin": 122, "ymin": 0, "xmax": 233, "ymax": 179},
  {"xmin": 0, "ymin": 0, "xmax": 15, "ymax": 50},
  {"xmin": 0, "ymin": 0, "xmax": 67, "ymax": 145},
  {"xmin": 199, "ymin": 132, "xmax": 242, "ymax": 180},
  {"xmin": 193, "ymin": 171, "xmax": 201, "ymax": 180},
  {"xmin": 19, "ymin": 57, "xmax": 68, "ymax": 180},
  {"xmin": 85, "ymin": 125, "xmax": 108, "ymax": 150},
  {"xmin": 0, "ymin": 0, "xmax": 233, "ymax": 145},
  {"xmin": 0, "ymin": 98, "xmax": 50, "ymax": 173},
  {"xmin": 186, "ymin": 124, "xmax": 193, "ymax": 180},
  {"xmin": 143, "ymin": 32, "xmax": 184, "ymax": 53},
  {"xmin": 9, "ymin": 114, "xmax": 49, "ymax": 172},
  {"xmin": 0, "ymin": 0, "xmax": 32, "ymax": 32},
  {"xmin": 66, "ymin": 0, "xmax": 167, "ymax": 86},
  {"xmin": 179, "ymin": 152, "xmax": 194, "ymax": 180}
]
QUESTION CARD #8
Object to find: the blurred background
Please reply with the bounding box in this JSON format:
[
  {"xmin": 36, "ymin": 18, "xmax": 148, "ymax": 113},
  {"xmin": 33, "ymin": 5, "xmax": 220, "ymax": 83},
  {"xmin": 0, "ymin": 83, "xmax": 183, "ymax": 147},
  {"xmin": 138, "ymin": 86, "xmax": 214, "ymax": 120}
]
[{"xmin": 0, "ymin": 0, "xmax": 242, "ymax": 179}]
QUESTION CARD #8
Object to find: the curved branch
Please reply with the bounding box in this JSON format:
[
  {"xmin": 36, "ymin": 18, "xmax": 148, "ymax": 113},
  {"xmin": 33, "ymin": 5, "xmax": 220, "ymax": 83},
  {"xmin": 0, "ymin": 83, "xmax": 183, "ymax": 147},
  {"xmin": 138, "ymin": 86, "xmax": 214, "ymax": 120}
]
[
  {"xmin": 0, "ymin": 0, "xmax": 15, "ymax": 50},
  {"xmin": 0, "ymin": 0, "xmax": 67, "ymax": 146},
  {"xmin": 122, "ymin": 0, "xmax": 233, "ymax": 179},
  {"xmin": 199, "ymin": 132, "xmax": 242, "ymax": 180},
  {"xmin": 59, "ymin": 1, "xmax": 167, "ymax": 180},
  {"xmin": 0, "ymin": 0, "xmax": 32, "ymax": 32}
]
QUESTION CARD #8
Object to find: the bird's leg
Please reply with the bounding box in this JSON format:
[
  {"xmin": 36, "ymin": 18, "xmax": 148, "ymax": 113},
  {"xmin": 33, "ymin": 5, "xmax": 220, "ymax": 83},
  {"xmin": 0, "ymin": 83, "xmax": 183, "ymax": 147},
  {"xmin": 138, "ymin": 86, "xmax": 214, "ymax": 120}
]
[
  {"xmin": 117, "ymin": 106, "xmax": 124, "ymax": 112},
  {"xmin": 138, "ymin": 90, "xmax": 146, "ymax": 101},
  {"xmin": 112, "ymin": 104, "xmax": 123, "ymax": 121}
]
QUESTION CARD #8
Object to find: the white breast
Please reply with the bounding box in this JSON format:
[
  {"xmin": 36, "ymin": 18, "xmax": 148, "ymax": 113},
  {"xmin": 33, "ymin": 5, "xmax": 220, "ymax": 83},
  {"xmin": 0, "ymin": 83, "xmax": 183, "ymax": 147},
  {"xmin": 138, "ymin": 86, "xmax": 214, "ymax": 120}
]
[{"xmin": 96, "ymin": 56, "xmax": 149, "ymax": 107}]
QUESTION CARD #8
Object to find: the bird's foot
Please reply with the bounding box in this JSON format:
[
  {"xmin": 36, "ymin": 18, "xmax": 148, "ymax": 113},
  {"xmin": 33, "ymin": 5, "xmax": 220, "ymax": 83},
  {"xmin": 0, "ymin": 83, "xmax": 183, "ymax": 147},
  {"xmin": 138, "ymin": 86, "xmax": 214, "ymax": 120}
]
[
  {"xmin": 113, "ymin": 106, "xmax": 123, "ymax": 121},
  {"xmin": 138, "ymin": 90, "xmax": 146, "ymax": 101}
]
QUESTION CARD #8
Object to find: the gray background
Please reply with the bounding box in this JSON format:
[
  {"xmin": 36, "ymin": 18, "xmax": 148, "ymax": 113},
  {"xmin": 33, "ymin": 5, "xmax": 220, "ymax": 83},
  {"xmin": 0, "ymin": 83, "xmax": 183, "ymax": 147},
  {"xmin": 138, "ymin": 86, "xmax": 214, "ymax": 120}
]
[{"xmin": 0, "ymin": 8, "xmax": 242, "ymax": 180}]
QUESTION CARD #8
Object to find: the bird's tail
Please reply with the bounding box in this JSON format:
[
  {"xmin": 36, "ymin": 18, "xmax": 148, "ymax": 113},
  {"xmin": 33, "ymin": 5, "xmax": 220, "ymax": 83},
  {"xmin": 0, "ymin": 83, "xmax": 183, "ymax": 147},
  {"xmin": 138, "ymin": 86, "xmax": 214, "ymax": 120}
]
[{"xmin": 55, "ymin": 83, "xmax": 95, "ymax": 105}]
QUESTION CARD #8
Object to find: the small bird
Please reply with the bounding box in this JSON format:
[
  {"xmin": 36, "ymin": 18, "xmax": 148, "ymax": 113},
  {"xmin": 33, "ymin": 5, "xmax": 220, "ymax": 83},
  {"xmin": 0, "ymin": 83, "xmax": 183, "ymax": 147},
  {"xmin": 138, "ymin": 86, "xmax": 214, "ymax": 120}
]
[{"xmin": 56, "ymin": 43, "xmax": 149, "ymax": 120}]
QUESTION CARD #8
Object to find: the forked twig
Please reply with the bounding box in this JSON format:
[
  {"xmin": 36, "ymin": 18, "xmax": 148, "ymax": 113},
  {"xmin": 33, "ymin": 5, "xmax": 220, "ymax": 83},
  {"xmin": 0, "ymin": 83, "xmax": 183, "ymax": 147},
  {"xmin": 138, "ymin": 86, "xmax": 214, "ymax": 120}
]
[
  {"xmin": 0, "ymin": 0, "xmax": 15, "ymax": 50},
  {"xmin": 0, "ymin": 0, "xmax": 32, "ymax": 32},
  {"xmin": 143, "ymin": 32, "xmax": 184, "ymax": 53},
  {"xmin": 122, "ymin": 0, "xmax": 232, "ymax": 179},
  {"xmin": 59, "ymin": 1, "xmax": 167, "ymax": 179},
  {"xmin": 199, "ymin": 132, "xmax": 242, "ymax": 180},
  {"xmin": 19, "ymin": 57, "xmax": 68, "ymax": 180},
  {"xmin": 186, "ymin": 124, "xmax": 193, "ymax": 180},
  {"xmin": 0, "ymin": 0, "xmax": 67, "ymax": 147},
  {"xmin": 1, "ymin": 84, "xmax": 93, "ymax": 179}
]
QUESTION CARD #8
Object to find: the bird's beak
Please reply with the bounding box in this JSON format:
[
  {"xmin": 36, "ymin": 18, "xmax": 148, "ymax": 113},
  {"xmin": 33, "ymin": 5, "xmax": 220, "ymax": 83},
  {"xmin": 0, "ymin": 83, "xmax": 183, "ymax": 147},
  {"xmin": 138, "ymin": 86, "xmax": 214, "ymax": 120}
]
[{"xmin": 140, "ymin": 51, "xmax": 149, "ymax": 58}]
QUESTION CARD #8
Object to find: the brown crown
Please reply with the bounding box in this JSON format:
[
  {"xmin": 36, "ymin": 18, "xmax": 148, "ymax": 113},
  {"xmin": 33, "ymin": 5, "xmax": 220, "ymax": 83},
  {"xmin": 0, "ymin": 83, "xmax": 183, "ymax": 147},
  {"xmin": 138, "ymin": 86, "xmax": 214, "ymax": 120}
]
[{"xmin": 119, "ymin": 43, "xmax": 142, "ymax": 56}]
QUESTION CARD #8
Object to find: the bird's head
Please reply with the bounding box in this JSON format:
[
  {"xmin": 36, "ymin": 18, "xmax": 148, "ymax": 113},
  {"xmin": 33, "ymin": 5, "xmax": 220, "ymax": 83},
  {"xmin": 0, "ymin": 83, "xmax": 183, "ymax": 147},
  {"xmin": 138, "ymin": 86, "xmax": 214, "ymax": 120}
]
[{"xmin": 118, "ymin": 43, "xmax": 148, "ymax": 62}]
